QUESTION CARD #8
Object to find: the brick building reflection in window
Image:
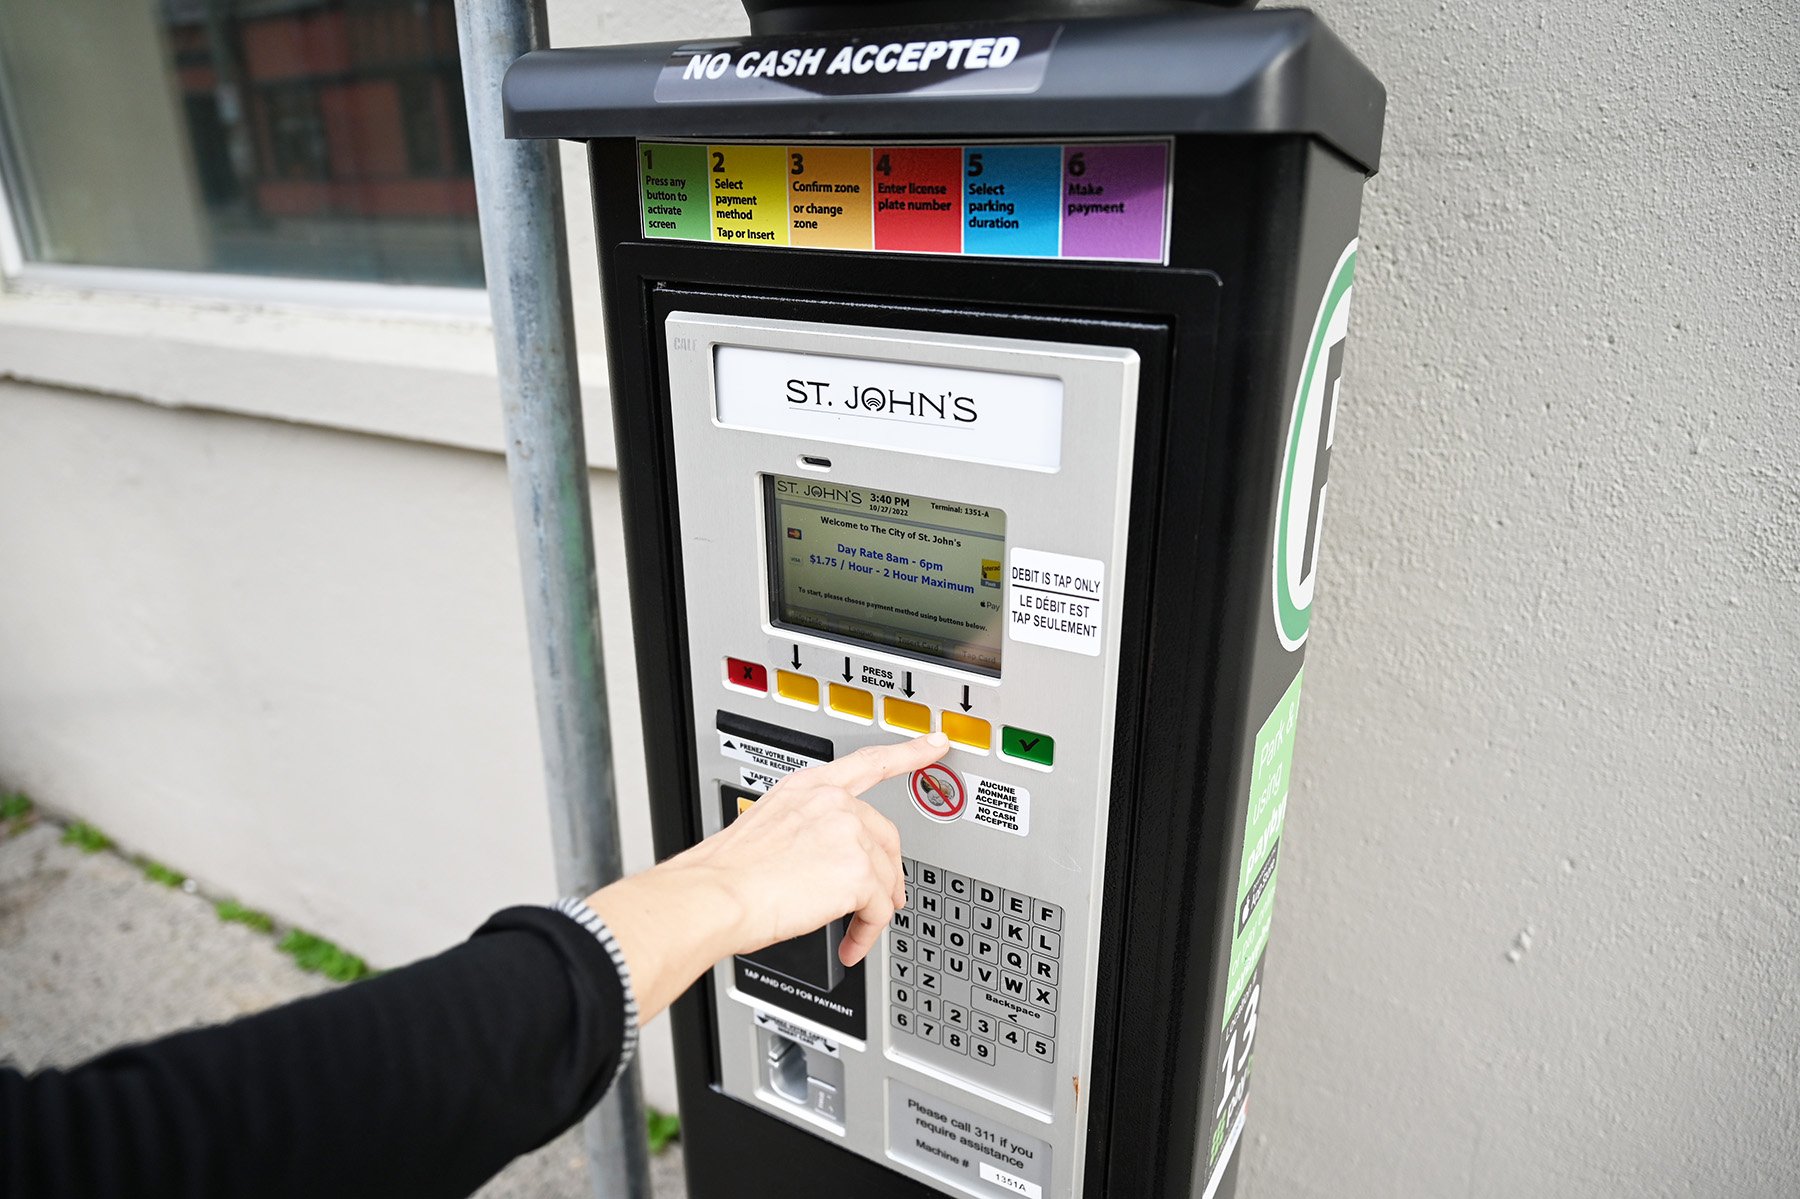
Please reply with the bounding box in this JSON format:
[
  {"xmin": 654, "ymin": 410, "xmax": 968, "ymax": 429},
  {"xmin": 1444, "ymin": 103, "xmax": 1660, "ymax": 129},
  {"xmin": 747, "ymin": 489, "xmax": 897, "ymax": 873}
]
[{"xmin": 161, "ymin": 0, "xmax": 481, "ymax": 286}]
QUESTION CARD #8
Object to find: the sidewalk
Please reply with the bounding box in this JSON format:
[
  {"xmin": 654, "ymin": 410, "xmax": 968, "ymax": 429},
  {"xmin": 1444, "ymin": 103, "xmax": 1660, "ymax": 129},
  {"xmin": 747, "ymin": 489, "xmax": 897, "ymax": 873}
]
[{"xmin": 0, "ymin": 818, "xmax": 685, "ymax": 1197}]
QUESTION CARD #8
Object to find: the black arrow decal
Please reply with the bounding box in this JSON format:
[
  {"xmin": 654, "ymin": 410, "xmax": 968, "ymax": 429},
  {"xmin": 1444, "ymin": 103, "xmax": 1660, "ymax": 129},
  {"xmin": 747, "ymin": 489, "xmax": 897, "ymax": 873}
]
[
  {"xmin": 791, "ymin": 644, "xmax": 802, "ymax": 670},
  {"xmin": 723, "ymin": 740, "xmax": 737, "ymax": 751},
  {"xmin": 960, "ymin": 685, "xmax": 972, "ymax": 712},
  {"xmin": 843, "ymin": 656, "xmax": 853, "ymax": 682},
  {"xmin": 902, "ymin": 671, "xmax": 914, "ymax": 698}
]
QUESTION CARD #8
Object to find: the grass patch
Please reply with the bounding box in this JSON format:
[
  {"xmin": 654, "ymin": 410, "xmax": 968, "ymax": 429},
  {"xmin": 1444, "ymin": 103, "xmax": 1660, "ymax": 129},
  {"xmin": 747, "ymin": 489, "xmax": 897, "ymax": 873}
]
[
  {"xmin": 140, "ymin": 859, "xmax": 187, "ymax": 888},
  {"xmin": 62, "ymin": 821, "xmax": 113, "ymax": 853},
  {"xmin": 279, "ymin": 930, "xmax": 371, "ymax": 983},
  {"xmin": 215, "ymin": 900, "xmax": 276, "ymax": 934},
  {"xmin": 647, "ymin": 1108, "xmax": 681, "ymax": 1154},
  {"xmin": 1, "ymin": 792, "xmax": 33, "ymax": 837}
]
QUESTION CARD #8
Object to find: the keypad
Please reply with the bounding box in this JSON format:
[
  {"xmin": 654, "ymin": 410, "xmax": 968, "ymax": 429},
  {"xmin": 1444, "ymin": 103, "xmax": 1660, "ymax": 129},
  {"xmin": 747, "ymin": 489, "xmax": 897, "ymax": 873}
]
[{"xmin": 890, "ymin": 857, "xmax": 1064, "ymax": 1071}]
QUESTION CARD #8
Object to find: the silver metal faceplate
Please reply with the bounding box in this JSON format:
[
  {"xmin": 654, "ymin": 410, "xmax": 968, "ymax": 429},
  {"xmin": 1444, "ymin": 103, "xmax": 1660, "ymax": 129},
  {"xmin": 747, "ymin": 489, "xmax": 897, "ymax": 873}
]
[{"xmin": 665, "ymin": 311, "xmax": 1139, "ymax": 1199}]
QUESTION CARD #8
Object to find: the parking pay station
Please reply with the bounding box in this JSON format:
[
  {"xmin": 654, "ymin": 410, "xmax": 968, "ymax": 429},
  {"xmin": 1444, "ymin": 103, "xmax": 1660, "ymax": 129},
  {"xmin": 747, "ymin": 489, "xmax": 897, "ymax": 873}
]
[{"xmin": 505, "ymin": 2, "xmax": 1384, "ymax": 1195}]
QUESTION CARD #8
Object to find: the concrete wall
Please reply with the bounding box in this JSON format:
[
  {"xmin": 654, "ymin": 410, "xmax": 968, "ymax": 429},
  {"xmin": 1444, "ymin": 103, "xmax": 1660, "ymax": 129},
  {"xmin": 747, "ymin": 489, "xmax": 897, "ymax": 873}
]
[
  {"xmin": 1242, "ymin": 1, "xmax": 1800, "ymax": 1195},
  {"xmin": 0, "ymin": 379, "xmax": 677, "ymax": 1105},
  {"xmin": 2, "ymin": 0, "xmax": 1796, "ymax": 1192}
]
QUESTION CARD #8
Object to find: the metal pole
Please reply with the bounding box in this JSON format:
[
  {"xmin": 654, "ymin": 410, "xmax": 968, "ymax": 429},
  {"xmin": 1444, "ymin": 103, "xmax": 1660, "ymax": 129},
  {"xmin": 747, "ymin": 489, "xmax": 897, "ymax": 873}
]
[{"xmin": 452, "ymin": 3, "xmax": 652, "ymax": 1196}]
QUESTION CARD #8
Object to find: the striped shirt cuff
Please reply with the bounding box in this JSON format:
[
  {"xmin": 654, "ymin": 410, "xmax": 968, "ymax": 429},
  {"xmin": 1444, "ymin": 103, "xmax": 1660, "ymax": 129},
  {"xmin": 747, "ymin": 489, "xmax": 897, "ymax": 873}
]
[{"xmin": 553, "ymin": 896, "xmax": 640, "ymax": 1088}]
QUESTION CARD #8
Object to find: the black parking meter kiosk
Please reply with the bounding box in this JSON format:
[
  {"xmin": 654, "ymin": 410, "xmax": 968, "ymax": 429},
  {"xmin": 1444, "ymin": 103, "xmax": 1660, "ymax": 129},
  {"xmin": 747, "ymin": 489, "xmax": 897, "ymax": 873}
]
[{"xmin": 506, "ymin": 4, "xmax": 1383, "ymax": 1195}]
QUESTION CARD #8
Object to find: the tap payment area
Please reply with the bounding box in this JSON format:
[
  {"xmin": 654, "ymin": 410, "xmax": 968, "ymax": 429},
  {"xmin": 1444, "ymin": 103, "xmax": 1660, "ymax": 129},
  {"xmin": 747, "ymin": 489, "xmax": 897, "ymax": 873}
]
[{"xmin": 503, "ymin": 6, "xmax": 1384, "ymax": 1197}]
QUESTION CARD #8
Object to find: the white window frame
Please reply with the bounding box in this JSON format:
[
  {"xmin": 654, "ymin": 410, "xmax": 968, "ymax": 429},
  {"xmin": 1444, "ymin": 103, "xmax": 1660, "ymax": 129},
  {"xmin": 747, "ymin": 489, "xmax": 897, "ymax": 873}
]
[
  {"xmin": 0, "ymin": 108, "xmax": 617, "ymax": 469},
  {"xmin": 6, "ymin": 260, "xmax": 491, "ymax": 322}
]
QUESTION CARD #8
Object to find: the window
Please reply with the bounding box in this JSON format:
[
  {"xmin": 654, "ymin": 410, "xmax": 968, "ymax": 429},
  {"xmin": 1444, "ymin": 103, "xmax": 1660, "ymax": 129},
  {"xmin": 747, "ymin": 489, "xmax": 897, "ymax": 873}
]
[{"xmin": 0, "ymin": 0, "xmax": 484, "ymax": 289}]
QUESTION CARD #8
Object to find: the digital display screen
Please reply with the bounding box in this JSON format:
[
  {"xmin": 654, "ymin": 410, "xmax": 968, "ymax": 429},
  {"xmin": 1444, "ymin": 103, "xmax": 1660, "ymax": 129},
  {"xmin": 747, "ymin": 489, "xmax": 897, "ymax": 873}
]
[{"xmin": 766, "ymin": 474, "xmax": 1007, "ymax": 675}]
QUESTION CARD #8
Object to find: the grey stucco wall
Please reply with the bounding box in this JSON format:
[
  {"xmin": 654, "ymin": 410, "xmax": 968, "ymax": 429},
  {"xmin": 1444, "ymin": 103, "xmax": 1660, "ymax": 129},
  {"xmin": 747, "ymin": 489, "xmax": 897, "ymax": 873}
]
[{"xmin": 1243, "ymin": 2, "xmax": 1800, "ymax": 1195}]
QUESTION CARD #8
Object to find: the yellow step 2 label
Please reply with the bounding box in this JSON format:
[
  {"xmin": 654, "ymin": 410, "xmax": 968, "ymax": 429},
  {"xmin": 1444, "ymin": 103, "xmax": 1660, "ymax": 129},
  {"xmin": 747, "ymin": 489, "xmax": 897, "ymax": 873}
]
[{"xmin": 709, "ymin": 144, "xmax": 790, "ymax": 246}]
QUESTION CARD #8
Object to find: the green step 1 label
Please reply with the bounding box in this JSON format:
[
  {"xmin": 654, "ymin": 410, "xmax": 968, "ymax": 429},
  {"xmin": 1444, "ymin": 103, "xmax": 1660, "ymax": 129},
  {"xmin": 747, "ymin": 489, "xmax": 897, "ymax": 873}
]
[{"xmin": 638, "ymin": 143, "xmax": 710, "ymax": 240}]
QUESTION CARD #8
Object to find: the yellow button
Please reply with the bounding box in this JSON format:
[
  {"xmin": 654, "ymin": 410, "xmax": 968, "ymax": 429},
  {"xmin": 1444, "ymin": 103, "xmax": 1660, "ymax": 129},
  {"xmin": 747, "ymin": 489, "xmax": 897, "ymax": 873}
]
[
  {"xmin": 775, "ymin": 670, "xmax": 820, "ymax": 708},
  {"xmin": 828, "ymin": 683, "xmax": 875, "ymax": 722},
  {"xmin": 882, "ymin": 696, "xmax": 932, "ymax": 734},
  {"xmin": 737, "ymin": 795, "xmax": 757, "ymax": 816},
  {"xmin": 940, "ymin": 711, "xmax": 992, "ymax": 752}
]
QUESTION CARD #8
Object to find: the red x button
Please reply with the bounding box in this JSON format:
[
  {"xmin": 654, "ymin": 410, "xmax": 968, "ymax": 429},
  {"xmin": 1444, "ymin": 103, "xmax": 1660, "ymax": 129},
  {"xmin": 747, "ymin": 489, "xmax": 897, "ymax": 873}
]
[{"xmin": 725, "ymin": 657, "xmax": 768, "ymax": 695}]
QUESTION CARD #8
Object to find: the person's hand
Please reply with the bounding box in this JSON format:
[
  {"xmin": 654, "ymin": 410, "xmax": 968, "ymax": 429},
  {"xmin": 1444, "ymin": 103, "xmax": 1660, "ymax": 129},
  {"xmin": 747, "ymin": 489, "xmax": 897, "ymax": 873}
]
[
  {"xmin": 685, "ymin": 731, "xmax": 948, "ymax": 967},
  {"xmin": 583, "ymin": 732, "xmax": 949, "ymax": 1025}
]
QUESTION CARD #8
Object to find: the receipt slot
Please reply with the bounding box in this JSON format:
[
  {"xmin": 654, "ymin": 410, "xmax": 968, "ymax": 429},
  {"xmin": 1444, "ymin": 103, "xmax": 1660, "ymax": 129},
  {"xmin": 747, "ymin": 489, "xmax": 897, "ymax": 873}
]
[{"xmin": 505, "ymin": 3, "xmax": 1384, "ymax": 1196}]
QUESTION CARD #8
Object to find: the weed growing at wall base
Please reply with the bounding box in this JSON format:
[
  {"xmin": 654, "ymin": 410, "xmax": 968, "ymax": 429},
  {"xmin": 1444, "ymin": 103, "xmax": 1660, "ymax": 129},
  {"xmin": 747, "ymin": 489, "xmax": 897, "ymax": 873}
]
[
  {"xmin": 648, "ymin": 1108, "xmax": 681, "ymax": 1153},
  {"xmin": 1, "ymin": 792, "xmax": 34, "ymax": 836},
  {"xmin": 279, "ymin": 930, "xmax": 373, "ymax": 983},
  {"xmin": 215, "ymin": 900, "xmax": 276, "ymax": 933},
  {"xmin": 140, "ymin": 859, "xmax": 187, "ymax": 888},
  {"xmin": 62, "ymin": 821, "xmax": 113, "ymax": 853}
]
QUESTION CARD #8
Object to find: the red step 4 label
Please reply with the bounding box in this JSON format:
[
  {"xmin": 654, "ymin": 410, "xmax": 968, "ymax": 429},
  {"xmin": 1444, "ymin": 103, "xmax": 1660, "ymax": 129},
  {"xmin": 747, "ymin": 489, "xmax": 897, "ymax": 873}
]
[{"xmin": 872, "ymin": 146, "xmax": 963, "ymax": 253}]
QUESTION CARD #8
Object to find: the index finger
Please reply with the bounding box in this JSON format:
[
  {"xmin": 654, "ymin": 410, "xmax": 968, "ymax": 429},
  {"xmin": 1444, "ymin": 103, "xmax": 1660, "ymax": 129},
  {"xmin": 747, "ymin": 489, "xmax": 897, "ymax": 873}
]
[{"xmin": 810, "ymin": 732, "xmax": 949, "ymax": 795}]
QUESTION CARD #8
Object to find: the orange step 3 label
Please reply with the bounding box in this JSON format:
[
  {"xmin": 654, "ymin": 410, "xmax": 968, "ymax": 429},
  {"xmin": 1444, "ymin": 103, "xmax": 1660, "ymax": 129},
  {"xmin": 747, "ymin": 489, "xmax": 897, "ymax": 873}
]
[{"xmin": 787, "ymin": 146, "xmax": 874, "ymax": 249}]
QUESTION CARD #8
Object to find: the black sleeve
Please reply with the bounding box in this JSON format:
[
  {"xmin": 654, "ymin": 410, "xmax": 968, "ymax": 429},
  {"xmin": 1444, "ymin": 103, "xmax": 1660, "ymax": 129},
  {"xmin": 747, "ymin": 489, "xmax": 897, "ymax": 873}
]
[{"xmin": 2, "ymin": 906, "xmax": 632, "ymax": 1199}]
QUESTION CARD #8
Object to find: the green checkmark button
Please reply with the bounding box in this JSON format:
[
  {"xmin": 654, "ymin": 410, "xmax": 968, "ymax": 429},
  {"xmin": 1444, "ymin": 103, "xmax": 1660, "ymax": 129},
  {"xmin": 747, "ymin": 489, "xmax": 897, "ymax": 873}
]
[{"xmin": 1001, "ymin": 725, "xmax": 1055, "ymax": 767}]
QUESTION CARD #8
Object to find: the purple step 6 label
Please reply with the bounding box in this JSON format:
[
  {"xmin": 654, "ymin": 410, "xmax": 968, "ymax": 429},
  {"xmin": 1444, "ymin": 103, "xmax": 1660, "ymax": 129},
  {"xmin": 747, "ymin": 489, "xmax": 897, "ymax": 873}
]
[{"xmin": 1060, "ymin": 143, "xmax": 1170, "ymax": 263}]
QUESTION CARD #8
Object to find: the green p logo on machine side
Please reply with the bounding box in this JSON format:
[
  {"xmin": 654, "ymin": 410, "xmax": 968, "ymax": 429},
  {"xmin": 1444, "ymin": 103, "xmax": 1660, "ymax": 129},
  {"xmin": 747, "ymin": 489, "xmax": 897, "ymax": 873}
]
[{"xmin": 1274, "ymin": 240, "xmax": 1358, "ymax": 652}]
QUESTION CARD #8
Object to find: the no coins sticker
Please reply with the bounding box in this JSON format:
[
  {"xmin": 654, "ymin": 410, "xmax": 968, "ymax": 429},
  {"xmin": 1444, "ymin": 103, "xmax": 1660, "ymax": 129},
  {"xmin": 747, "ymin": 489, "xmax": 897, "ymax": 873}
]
[{"xmin": 910, "ymin": 764, "xmax": 967, "ymax": 822}]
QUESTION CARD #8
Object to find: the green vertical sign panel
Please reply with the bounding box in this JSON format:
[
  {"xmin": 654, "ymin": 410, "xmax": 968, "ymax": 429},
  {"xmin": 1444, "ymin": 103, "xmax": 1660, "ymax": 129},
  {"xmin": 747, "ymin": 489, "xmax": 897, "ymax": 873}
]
[
  {"xmin": 1224, "ymin": 666, "xmax": 1304, "ymax": 1025},
  {"xmin": 639, "ymin": 142, "xmax": 710, "ymax": 241}
]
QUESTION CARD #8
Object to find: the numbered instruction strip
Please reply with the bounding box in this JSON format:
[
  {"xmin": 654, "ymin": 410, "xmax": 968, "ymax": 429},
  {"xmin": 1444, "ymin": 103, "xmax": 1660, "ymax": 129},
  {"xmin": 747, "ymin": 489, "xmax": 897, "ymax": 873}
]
[{"xmin": 638, "ymin": 141, "xmax": 1170, "ymax": 263}]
